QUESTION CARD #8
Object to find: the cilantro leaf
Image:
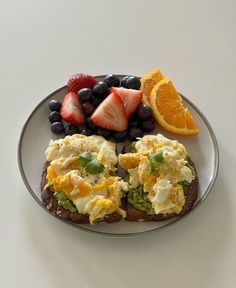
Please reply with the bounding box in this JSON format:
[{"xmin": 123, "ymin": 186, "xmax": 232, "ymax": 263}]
[
  {"xmin": 148, "ymin": 152, "xmax": 164, "ymax": 163},
  {"xmin": 78, "ymin": 152, "xmax": 104, "ymax": 174},
  {"xmin": 148, "ymin": 152, "xmax": 164, "ymax": 175},
  {"xmin": 86, "ymin": 158, "xmax": 105, "ymax": 174},
  {"xmin": 78, "ymin": 152, "xmax": 94, "ymax": 167}
]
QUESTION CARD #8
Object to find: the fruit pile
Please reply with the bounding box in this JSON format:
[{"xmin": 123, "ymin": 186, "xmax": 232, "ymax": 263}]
[
  {"xmin": 48, "ymin": 68, "xmax": 199, "ymax": 139},
  {"xmin": 48, "ymin": 73, "xmax": 156, "ymax": 142}
]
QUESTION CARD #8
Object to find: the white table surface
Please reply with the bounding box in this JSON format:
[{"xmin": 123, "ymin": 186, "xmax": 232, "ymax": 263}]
[{"xmin": 1, "ymin": 0, "xmax": 235, "ymax": 287}]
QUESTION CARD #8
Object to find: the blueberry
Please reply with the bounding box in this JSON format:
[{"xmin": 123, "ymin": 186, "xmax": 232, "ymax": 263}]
[
  {"xmin": 65, "ymin": 124, "xmax": 80, "ymax": 135},
  {"xmin": 86, "ymin": 118, "xmax": 97, "ymax": 130},
  {"xmin": 82, "ymin": 102, "xmax": 95, "ymax": 116},
  {"xmin": 141, "ymin": 119, "xmax": 156, "ymax": 132},
  {"xmin": 80, "ymin": 129, "xmax": 92, "ymax": 136},
  {"xmin": 49, "ymin": 111, "xmax": 61, "ymax": 123},
  {"xmin": 97, "ymin": 128, "xmax": 112, "ymax": 139},
  {"xmin": 128, "ymin": 116, "xmax": 139, "ymax": 127},
  {"xmin": 93, "ymin": 81, "xmax": 109, "ymax": 99},
  {"xmin": 51, "ymin": 122, "xmax": 64, "ymax": 134},
  {"xmin": 129, "ymin": 127, "xmax": 143, "ymax": 140},
  {"xmin": 77, "ymin": 88, "xmax": 93, "ymax": 103},
  {"xmin": 126, "ymin": 76, "xmax": 141, "ymax": 90},
  {"xmin": 49, "ymin": 100, "xmax": 61, "ymax": 111},
  {"xmin": 135, "ymin": 103, "xmax": 152, "ymax": 120},
  {"xmin": 114, "ymin": 130, "xmax": 128, "ymax": 142},
  {"xmin": 104, "ymin": 74, "xmax": 120, "ymax": 87},
  {"xmin": 121, "ymin": 76, "xmax": 129, "ymax": 88},
  {"xmin": 92, "ymin": 97, "xmax": 103, "ymax": 107}
]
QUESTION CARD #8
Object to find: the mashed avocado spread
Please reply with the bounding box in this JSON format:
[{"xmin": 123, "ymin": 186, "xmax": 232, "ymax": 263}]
[
  {"xmin": 53, "ymin": 191, "xmax": 77, "ymax": 213},
  {"xmin": 127, "ymin": 185, "xmax": 154, "ymax": 215}
]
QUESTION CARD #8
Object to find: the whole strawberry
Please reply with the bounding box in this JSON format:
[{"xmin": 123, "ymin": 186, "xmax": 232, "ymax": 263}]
[{"xmin": 67, "ymin": 73, "xmax": 97, "ymax": 93}]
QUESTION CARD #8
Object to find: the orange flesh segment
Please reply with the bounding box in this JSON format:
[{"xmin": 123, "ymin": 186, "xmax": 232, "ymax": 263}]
[
  {"xmin": 141, "ymin": 68, "xmax": 164, "ymax": 104},
  {"xmin": 150, "ymin": 77, "xmax": 199, "ymax": 135}
]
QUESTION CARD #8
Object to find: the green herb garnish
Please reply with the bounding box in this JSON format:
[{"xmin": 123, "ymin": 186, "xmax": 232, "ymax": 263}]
[
  {"xmin": 86, "ymin": 158, "xmax": 105, "ymax": 174},
  {"xmin": 148, "ymin": 151, "xmax": 164, "ymax": 174},
  {"xmin": 78, "ymin": 152, "xmax": 94, "ymax": 167},
  {"xmin": 78, "ymin": 152, "xmax": 104, "ymax": 175}
]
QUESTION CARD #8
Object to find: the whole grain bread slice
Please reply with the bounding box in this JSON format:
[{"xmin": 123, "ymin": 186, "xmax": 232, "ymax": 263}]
[
  {"xmin": 121, "ymin": 144, "xmax": 199, "ymax": 221},
  {"xmin": 40, "ymin": 162, "xmax": 123, "ymax": 224}
]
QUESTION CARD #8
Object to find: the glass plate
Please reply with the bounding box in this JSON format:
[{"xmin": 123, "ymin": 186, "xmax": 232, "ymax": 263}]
[{"xmin": 18, "ymin": 75, "xmax": 219, "ymax": 236}]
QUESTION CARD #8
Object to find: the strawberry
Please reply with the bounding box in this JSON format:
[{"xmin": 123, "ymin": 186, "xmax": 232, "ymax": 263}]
[
  {"xmin": 67, "ymin": 73, "xmax": 97, "ymax": 93},
  {"xmin": 91, "ymin": 93, "xmax": 127, "ymax": 132},
  {"xmin": 110, "ymin": 87, "xmax": 143, "ymax": 117},
  {"xmin": 60, "ymin": 92, "xmax": 85, "ymax": 124}
]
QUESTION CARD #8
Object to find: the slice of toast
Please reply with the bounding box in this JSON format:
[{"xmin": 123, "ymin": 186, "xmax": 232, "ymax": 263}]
[
  {"xmin": 121, "ymin": 143, "xmax": 199, "ymax": 221},
  {"xmin": 40, "ymin": 162, "xmax": 122, "ymax": 224}
]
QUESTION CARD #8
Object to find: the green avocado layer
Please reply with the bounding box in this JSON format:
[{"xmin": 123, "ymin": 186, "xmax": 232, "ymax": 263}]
[
  {"xmin": 53, "ymin": 191, "xmax": 77, "ymax": 213},
  {"xmin": 127, "ymin": 185, "xmax": 155, "ymax": 215}
]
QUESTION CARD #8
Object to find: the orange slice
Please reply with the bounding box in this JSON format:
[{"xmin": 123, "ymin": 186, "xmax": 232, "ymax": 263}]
[
  {"xmin": 150, "ymin": 77, "xmax": 199, "ymax": 135},
  {"xmin": 140, "ymin": 68, "xmax": 164, "ymax": 105}
]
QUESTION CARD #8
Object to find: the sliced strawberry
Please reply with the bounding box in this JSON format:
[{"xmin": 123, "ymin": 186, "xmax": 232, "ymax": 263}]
[
  {"xmin": 67, "ymin": 73, "xmax": 97, "ymax": 93},
  {"xmin": 60, "ymin": 92, "xmax": 85, "ymax": 124},
  {"xmin": 110, "ymin": 87, "xmax": 143, "ymax": 117},
  {"xmin": 91, "ymin": 93, "xmax": 127, "ymax": 132}
]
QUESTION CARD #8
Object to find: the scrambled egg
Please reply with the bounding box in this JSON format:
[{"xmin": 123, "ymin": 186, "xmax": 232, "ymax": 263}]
[
  {"xmin": 45, "ymin": 134, "xmax": 128, "ymax": 224},
  {"xmin": 118, "ymin": 134, "xmax": 195, "ymax": 215}
]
